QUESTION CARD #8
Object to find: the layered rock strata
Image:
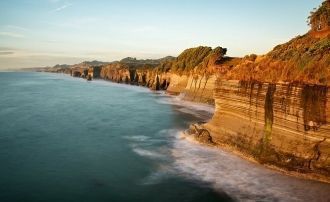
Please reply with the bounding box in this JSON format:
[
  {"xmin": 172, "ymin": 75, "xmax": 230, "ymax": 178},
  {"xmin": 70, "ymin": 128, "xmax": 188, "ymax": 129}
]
[
  {"xmin": 99, "ymin": 64, "xmax": 219, "ymax": 104},
  {"xmin": 192, "ymin": 80, "xmax": 330, "ymax": 178}
]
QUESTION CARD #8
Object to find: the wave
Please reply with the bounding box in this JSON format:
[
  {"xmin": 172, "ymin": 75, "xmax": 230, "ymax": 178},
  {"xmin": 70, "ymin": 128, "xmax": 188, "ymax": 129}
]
[
  {"xmin": 132, "ymin": 148, "xmax": 167, "ymax": 159},
  {"xmin": 124, "ymin": 128, "xmax": 330, "ymax": 201},
  {"xmin": 155, "ymin": 95, "xmax": 214, "ymax": 120},
  {"xmin": 122, "ymin": 135, "xmax": 150, "ymax": 142},
  {"xmin": 139, "ymin": 165, "xmax": 174, "ymax": 185},
  {"xmin": 170, "ymin": 130, "xmax": 330, "ymax": 201},
  {"xmin": 91, "ymin": 79, "xmax": 152, "ymax": 93},
  {"xmin": 155, "ymin": 129, "xmax": 179, "ymax": 138},
  {"xmin": 156, "ymin": 94, "xmax": 214, "ymax": 112}
]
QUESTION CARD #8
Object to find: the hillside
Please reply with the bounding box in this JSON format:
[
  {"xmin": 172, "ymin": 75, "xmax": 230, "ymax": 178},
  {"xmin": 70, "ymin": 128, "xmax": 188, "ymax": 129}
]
[
  {"xmin": 222, "ymin": 1, "xmax": 330, "ymax": 85},
  {"xmin": 224, "ymin": 34, "xmax": 330, "ymax": 85},
  {"xmin": 147, "ymin": 46, "xmax": 226, "ymax": 76}
]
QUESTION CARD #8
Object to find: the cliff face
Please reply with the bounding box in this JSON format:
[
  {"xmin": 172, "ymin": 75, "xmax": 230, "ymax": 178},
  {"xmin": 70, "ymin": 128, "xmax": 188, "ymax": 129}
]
[
  {"xmin": 181, "ymin": 74, "xmax": 217, "ymax": 104},
  {"xmin": 201, "ymin": 80, "xmax": 330, "ymax": 177},
  {"xmin": 165, "ymin": 74, "xmax": 215, "ymax": 104},
  {"xmin": 184, "ymin": 1, "xmax": 330, "ymax": 180},
  {"xmin": 98, "ymin": 46, "xmax": 227, "ymax": 104},
  {"xmin": 100, "ymin": 63, "xmax": 131, "ymax": 83},
  {"xmin": 163, "ymin": 46, "xmax": 226, "ymax": 103}
]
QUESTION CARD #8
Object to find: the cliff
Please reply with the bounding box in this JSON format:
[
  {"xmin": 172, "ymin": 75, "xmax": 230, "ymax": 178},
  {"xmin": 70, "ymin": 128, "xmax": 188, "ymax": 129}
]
[
  {"xmin": 98, "ymin": 46, "xmax": 227, "ymax": 104},
  {"xmin": 165, "ymin": 46, "xmax": 227, "ymax": 104},
  {"xmin": 195, "ymin": 80, "xmax": 330, "ymax": 179},
  {"xmin": 99, "ymin": 57, "xmax": 173, "ymax": 89},
  {"xmin": 166, "ymin": 74, "xmax": 217, "ymax": 104},
  {"xmin": 185, "ymin": 1, "xmax": 330, "ymax": 181}
]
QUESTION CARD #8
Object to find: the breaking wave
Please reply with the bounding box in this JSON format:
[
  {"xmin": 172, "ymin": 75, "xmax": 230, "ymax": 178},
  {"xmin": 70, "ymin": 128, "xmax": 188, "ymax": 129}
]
[
  {"xmin": 132, "ymin": 148, "xmax": 166, "ymax": 159},
  {"xmin": 122, "ymin": 135, "xmax": 150, "ymax": 142},
  {"xmin": 123, "ymin": 96, "xmax": 330, "ymax": 201},
  {"xmin": 169, "ymin": 130, "xmax": 330, "ymax": 202},
  {"xmin": 154, "ymin": 94, "xmax": 214, "ymax": 120},
  {"xmin": 129, "ymin": 126, "xmax": 330, "ymax": 201}
]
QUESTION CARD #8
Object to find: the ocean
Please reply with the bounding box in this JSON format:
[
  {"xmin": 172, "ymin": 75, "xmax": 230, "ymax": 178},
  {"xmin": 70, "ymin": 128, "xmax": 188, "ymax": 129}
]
[{"xmin": 0, "ymin": 72, "xmax": 329, "ymax": 202}]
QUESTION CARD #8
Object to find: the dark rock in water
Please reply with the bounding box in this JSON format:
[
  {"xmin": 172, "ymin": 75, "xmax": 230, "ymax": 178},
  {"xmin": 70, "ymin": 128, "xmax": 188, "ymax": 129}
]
[
  {"xmin": 87, "ymin": 74, "xmax": 92, "ymax": 81},
  {"xmin": 72, "ymin": 71, "xmax": 81, "ymax": 77},
  {"xmin": 197, "ymin": 129, "xmax": 213, "ymax": 144},
  {"xmin": 186, "ymin": 124, "xmax": 213, "ymax": 144}
]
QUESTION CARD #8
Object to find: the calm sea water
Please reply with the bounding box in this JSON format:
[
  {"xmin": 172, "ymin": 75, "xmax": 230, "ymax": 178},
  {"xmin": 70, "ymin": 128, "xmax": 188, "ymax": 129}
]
[{"xmin": 0, "ymin": 72, "xmax": 329, "ymax": 202}]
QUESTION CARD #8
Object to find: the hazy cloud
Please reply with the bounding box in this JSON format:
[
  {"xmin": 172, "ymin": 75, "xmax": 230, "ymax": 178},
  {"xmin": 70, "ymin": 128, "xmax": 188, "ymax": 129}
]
[
  {"xmin": 4, "ymin": 25, "xmax": 28, "ymax": 31},
  {"xmin": 0, "ymin": 51, "xmax": 14, "ymax": 55},
  {"xmin": 0, "ymin": 32, "xmax": 25, "ymax": 38},
  {"xmin": 0, "ymin": 47, "xmax": 15, "ymax": 51},
  {"xmin": 51, "ymin": 3, "xmax": 72, "ymax": 12},
  {"xmin": 0, "ymin": 53, "xmax": 91, "ymax": 69}
]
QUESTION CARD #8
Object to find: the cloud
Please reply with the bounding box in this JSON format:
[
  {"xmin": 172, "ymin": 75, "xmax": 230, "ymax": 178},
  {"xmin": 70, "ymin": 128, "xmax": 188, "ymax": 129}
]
[
  {"xmin": 4, "ymin": 25, "xmax": 28, "ymax": 31},
  {"xmin": 0, "ymin": 53, "xmax": 91, "ymax": 69},
  {"xmin": 0, "ymin": 47, "xmax": 15, "ymax": 51},
  {"xmin": 51, "ymin": 3, "xmax": 72, "ymax": 12},
  {"xmin": 0, "ymin": 51, "xmax": 14, "ymax": 55},
  {"xmin": 0, "ymin": 32, "xmax": 25, "ymax": 38}
]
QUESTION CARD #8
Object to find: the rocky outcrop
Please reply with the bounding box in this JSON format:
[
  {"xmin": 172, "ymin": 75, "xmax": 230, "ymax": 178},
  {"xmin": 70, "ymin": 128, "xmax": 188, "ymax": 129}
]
[
  {"xmin": 72, "ymin": 71, "xmax": 81, "ymax": 77},
  {"xmin": 165, "ymin": 73, "xmax": 217, "ymax": 104},
  {"xmin": 96, "ymin": 46, "xmax": 226, "ymax": 104},
  {"xmin": 166, "ymin": 74, "xmax": 188, "ymax": 94},
  {"xmin": 182, "ymin": 1, "xmax": 330, "ymax": 180},
  {"xmin": 181, "ymin": 74, "xmax": 217, "ymax": 104},
  {"xmin": 100, "ymin": 63, "xmax": 131, "ymax": 83},
  {"xmin": 193, "ymin": 80, "xmax": 330, "ymax": 178},
  {"xmin": 186, "ymin": 123, "xmax": 214, "ymax": 145}
]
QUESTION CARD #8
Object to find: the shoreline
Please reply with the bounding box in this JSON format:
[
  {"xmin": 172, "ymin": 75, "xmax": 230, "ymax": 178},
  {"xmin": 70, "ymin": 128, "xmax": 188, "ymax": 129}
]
[
  {"xmin": 181, "ymin": 131, "xmax": 330, "ymax": 184},
  {"xmin": 95, "ymin": 72, "xmax": 330, "ymax": 184},
  {"xmin": 39, "ymin": 72, "xmax": 330, "ymax": 184}
]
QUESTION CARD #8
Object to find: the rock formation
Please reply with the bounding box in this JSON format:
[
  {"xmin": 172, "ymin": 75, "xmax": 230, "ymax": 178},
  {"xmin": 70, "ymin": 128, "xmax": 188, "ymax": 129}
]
[
  {"xmin": 95, "ymin": 46, "xmax": 227, "ymax": 104},
  {"xmin": 195, "ymin": 80, "xmax": 330, "ymax": 178},
  {"xmin": 184, "ymin": 1, "xmax": 330, "ymax": 180}
]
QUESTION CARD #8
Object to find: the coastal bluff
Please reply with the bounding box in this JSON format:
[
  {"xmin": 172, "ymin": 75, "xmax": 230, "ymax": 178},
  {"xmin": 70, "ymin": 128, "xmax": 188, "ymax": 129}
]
[
  {"xmin": 197, "ymin": 80, "xmax": 330, "ymax": 179},
  {"xmin": 186, "ymin": 1, "xmax": 330, "ymax": 180},
  {"xmin": 41, "ymin": 0, "xmax": 330, "ymax": 181}
]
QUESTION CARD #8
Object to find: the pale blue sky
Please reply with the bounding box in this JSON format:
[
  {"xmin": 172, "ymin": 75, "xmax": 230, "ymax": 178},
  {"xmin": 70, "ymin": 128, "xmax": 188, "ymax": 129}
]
[{"xmin": 0, "ymin": 0, "xmax": 323, "ymax": 69}]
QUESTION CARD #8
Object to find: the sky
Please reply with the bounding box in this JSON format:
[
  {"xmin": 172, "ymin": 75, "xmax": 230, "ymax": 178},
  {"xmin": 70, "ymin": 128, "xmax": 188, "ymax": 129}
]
[{"xmin": 0, "ymin": 0, "xmax": 323, "ymax": 69}]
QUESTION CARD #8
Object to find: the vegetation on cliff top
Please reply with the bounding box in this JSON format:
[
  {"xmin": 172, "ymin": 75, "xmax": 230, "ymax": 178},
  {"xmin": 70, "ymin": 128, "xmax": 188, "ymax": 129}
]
[
  {"xmin": 224, "ymin": 34, "xmax": 330, "ymax": 84},
  {"xmin": 120, "ymin": 56, "xmax": 175, "ymax": 66},
  {"xmin": 222, "ymin": 0, "xmax": 330, "ymax": 85},
  {"xmin": 156, "ymin": 46, "xmax": 227, "ymax": 75},
  {"xmin": 308, "ymin": 0, "xmax": 330, "ymax": 26}
]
